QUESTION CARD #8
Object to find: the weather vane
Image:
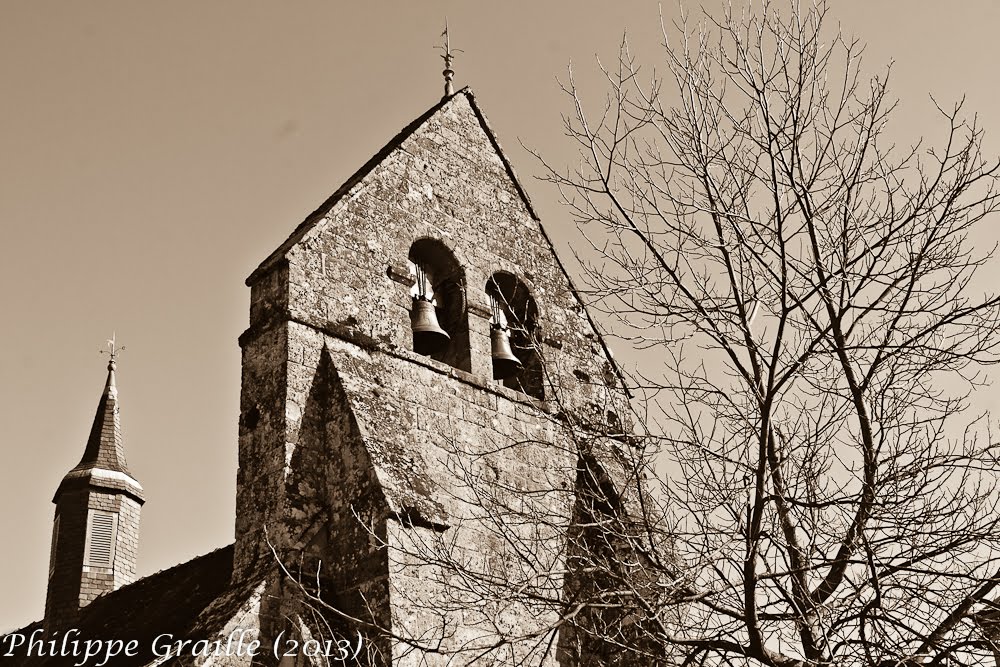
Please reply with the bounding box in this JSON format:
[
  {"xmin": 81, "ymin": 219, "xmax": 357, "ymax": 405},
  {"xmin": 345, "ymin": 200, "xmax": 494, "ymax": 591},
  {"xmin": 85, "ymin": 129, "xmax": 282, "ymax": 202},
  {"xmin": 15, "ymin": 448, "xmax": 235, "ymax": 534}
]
[
  {"xmin": 100, "ymin": 332, "xmax": 124, "ymax": 369},
  {"xmin": 437, "ymin": 19, "xmax": 463, "ymax": 97}
]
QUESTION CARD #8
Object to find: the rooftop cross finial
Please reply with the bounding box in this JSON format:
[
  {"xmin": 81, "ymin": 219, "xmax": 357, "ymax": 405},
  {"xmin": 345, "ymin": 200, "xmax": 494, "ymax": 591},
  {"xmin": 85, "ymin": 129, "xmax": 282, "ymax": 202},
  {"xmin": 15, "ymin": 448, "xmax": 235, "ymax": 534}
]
[
  {"xmin": 100, "ymin": 332, "xmax": 124, "ymax": 372},
  {"xmin": 437, "ymin": 19, "xmax": 463, "ymax": 97}
]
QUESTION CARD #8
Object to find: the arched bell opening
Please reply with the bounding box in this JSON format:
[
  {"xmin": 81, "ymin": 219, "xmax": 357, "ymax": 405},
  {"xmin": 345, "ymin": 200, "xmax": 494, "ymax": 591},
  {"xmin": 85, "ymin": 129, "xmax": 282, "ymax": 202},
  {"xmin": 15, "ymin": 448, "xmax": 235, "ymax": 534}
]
[
  {"xmin": 486, "ymin": 272, "xmax": 544, "ymax": 400},
  {"xmin": 407, "ymin": 239, "xmax": 471, "ymax": 372}
]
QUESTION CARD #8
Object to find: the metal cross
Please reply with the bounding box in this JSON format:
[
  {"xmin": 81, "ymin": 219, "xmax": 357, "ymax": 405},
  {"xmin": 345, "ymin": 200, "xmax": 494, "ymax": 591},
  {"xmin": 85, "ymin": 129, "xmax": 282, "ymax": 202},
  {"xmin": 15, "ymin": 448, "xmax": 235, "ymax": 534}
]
[
  {"xmin": 438, "ymin": 19, "xmax": 463, "ymax": 96},
  {"xmin": 101, "ymin": 332, "xmax": 124, "ymax": 364}
]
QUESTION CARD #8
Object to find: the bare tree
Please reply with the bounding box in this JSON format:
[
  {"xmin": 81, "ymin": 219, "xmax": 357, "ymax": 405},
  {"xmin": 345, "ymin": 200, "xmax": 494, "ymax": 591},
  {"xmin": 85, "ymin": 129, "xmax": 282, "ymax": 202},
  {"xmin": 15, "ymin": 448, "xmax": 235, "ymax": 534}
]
[
  {"xmin": 530, "ymin": 1, "xmax": 1000, "ymax": 665},
  {"xmin": 266, "ymin": 3, "xmax": 1000, "ymax": 666}
]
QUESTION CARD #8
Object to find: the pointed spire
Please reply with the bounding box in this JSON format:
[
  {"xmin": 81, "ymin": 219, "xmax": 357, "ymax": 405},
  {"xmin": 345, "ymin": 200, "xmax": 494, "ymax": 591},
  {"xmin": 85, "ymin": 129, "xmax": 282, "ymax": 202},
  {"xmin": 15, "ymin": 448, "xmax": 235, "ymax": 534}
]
[
  {"xmin": 75, "ymin": 356, "xmax": 128, "ymax": 473},
  {"xmin": 46, "ymin": 339, "xmax": 144, "ymax": 629},
  {"xmin": 53, "ymin": 339, "xmax": 143, "ymax": 503},
  {"xmin": 74, "ymin": 336, "xmax": 129, "ymax": 474}
]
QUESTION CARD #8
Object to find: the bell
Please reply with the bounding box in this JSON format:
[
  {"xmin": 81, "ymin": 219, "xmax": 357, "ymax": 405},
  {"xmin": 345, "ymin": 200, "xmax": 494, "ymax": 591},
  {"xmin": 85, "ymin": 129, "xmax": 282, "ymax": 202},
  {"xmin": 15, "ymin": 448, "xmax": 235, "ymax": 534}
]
[
  {"xmin": 491, "ymin": 325, "xmax": 523, "ymax": 379},
  {"xmin": 411, "ymin": 297, "xmax": 450, "ymax": 355}
]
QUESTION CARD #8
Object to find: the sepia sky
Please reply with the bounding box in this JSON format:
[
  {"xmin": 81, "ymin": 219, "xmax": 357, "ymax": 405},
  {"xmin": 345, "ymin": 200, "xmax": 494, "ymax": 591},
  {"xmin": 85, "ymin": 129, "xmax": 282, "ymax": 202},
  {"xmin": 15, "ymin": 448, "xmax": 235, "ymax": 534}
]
[{"xmin": 2, "ymin": 1, "xmax": 1000, "ymax": 632}]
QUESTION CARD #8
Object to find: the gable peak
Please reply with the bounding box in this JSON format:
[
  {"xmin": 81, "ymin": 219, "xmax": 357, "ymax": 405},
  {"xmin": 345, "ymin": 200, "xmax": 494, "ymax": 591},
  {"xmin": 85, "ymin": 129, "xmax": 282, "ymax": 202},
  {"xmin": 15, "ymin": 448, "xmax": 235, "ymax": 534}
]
[{"xmin": 247, "ymin": 87, "xmax": 539, "ymax": 286}]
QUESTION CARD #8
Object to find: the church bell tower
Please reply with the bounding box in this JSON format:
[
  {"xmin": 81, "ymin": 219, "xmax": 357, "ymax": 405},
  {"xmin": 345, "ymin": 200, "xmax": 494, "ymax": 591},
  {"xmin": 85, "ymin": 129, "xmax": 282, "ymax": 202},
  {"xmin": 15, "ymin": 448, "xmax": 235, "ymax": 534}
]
[
  {"xmin": 233, "ymin": 75, "xmax": 632, "ymax": 660},
  {"xmin": 44, "ymin": 350, "xmax": 144, "ymax": 630}
]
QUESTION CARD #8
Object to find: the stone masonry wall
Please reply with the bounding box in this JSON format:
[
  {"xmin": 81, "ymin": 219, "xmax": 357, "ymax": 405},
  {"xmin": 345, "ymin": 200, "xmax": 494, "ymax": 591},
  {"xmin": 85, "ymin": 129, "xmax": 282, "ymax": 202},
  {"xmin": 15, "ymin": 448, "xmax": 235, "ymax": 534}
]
[
  {"xmin": 234, "ymin": 325, "xmax": 288, "ymax": 578},
  {"xmin": 273, "ymin": 92, "xmax": 625, "ymax": 409},
  {"xmin": 235, "ymin": 91, "xmax": 634, "ymax": 665}
]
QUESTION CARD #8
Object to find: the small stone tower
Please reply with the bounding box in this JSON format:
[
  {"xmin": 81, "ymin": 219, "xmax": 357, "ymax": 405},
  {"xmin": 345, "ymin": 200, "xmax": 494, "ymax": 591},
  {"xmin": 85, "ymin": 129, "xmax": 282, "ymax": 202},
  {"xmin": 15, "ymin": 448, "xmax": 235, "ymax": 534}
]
[
  {"xmin": 235, "ymin": 86, "xmax": 633, "ymax": 664},
  {"xmin": 44, "ymin": 354, "xmax": 144, "ymax": 630}
]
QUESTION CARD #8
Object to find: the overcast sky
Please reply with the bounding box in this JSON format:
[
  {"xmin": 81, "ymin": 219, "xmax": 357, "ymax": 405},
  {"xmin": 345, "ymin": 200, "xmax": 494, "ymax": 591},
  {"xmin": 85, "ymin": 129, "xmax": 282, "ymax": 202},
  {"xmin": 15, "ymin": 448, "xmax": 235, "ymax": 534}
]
[{"xmin": 2, "ymin": 1, "xmax": 999, "ymax": 632}]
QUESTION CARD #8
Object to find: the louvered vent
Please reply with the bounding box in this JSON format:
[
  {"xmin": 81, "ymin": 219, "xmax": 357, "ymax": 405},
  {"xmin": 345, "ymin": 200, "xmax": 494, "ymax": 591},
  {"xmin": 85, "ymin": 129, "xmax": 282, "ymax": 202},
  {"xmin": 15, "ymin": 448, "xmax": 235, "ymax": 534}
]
[{"xmin": 86, "ymin": 511, "xmax": 117, "ymax": 568}]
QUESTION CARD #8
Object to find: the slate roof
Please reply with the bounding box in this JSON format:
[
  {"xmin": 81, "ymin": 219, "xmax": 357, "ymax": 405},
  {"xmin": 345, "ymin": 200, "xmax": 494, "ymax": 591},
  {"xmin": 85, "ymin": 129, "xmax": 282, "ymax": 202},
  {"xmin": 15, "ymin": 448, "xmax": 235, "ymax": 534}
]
[
  {"xmin": 53, "ymin": 360, "xmax": 145, "ymax": 505},
  {"xmin": 0, "ymin": 545, "xmax": 258, "ymax": 666},
  {"xmin": 77, "ymin": 362, "xmax": 130, "ymax": 475}
]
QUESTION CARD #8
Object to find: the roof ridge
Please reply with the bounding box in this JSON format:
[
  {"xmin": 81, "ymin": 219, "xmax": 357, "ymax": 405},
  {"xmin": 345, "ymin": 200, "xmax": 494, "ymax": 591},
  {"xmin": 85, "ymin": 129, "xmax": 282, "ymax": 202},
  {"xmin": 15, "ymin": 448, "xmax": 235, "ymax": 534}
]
[{"xmin": 0, "ymin": 544, "xmax": 237, "ymax": 648}]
